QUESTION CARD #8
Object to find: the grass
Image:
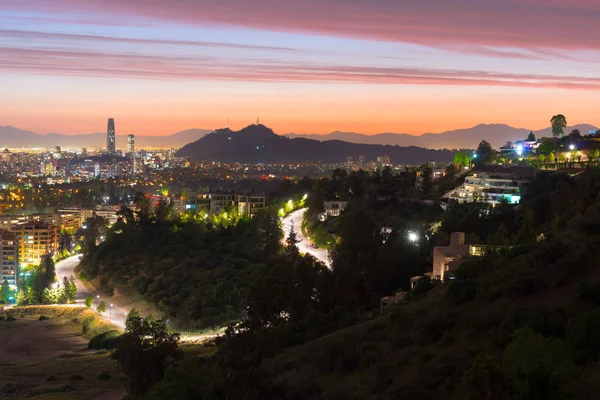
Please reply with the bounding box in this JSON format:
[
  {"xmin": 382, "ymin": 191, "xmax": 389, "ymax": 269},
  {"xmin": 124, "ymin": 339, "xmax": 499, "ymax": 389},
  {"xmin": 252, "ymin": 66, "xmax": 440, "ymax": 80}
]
[{"xmin": 0, "ymin": 308, "xmax": 126, "ymax": 399}]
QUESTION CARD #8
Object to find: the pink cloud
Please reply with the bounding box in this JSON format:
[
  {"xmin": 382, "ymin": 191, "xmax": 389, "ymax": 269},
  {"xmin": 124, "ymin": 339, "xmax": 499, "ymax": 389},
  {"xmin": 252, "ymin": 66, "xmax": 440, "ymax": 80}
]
[
  {"xmin": 4, "ymin": 0, "xmax": 600, "ymax": 51},
  {"xmin": 1, "ymin": 46, "xmax": 599, "ymax": 90}
]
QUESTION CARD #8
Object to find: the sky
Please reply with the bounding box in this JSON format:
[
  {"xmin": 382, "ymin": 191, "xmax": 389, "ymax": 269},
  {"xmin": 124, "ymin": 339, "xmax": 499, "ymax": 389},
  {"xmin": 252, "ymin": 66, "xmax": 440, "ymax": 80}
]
[{"xmin": 1, "ymin": 0, "xmax": 599, "ymax": 136}]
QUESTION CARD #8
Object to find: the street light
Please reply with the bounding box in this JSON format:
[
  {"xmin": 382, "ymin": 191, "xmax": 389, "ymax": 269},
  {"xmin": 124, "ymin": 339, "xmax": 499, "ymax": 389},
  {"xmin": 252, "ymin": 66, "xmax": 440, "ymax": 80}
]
[
  {"xmin": 569, "ymin": 144, "xmax": 576, "ymax": 150},
  {"xmin": 408, "ymin": 232, "xmax": 419, "ymax": 243}
]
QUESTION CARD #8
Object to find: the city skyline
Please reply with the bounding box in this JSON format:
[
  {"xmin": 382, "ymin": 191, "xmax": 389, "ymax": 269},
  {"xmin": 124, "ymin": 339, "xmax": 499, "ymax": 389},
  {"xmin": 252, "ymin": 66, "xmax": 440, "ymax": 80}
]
[{"xmin": 1, "ymin": 1, "xmax": 599, "ymax": 136}]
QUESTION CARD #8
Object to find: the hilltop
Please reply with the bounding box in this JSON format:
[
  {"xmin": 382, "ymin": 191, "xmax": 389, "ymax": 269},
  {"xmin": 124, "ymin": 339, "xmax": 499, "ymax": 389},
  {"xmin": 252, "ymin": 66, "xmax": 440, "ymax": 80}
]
[{"xmin": 175, "ymin": 124, "xmax": 457, "ymax": 164}]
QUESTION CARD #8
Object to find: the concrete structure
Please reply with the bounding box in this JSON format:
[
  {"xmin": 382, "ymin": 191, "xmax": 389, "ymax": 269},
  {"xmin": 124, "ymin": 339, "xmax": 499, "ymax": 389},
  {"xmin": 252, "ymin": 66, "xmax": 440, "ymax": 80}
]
[
  {"xmin": 0, "ymin": 229, "xmax": 19, "ymax": 290},
  {"xmin": 10, "ymin": 222, "xmax": 59, "ymax": 268},
  {"xmin": 324, "ymin": 200, "xmax": 349, "ymax": 217},
  {"xmin": 380, "ymin": 291, "xmax": 406, "ymax": 314},
  {"xmin": 127, "ymin": 134, "xmax": 135, "ymax": 157},
  {"xmin": 94, "ymin": 205, "xmax": 121, "ymax": 225},
  {"xmin": 441, "ymin": 165, "xmax": 535, "ymax": 207},
  {"xmin": 174, "ymin": 190, "xmax": 265, "ymax": 218},
  {"xmin": 432, "ymin": 232, "xmax": 494, "ymax": 281},
  {"xmin": 107, "ymin": 118, "xmax": 116, "ymax": 154}
]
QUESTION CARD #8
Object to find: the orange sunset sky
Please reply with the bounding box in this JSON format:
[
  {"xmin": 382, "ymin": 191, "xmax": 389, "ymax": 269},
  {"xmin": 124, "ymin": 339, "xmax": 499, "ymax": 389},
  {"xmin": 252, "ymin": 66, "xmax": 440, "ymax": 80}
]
[{"xmin": 1, "ymin": 0, "xmax": 599, "ymax": 136}]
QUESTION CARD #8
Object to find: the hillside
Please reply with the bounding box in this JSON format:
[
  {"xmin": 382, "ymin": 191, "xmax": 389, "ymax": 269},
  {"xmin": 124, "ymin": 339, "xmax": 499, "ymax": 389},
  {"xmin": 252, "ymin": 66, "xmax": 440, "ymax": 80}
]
[
  {"xmin": 176, "ymin": 124, "xmax": 456, "ymax": 164},
  {"xmin": 286, "ymin": 123, "xmax": 599, "ymax": 149},
  {"xmin": 0, "ymin": 125, "xmax": 211, "ymax": 149}
]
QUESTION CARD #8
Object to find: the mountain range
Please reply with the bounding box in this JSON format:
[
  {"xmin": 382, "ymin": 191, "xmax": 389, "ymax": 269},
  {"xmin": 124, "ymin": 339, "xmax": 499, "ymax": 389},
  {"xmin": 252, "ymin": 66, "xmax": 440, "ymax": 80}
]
[
  {"xmin": 0, "ymin": 126, "xmax": 211, "ymax": 149},
  {"xmin": 1, "ymin": 123, "xmax": 597, "ymax": 151},
  {"xmin": 286, "ymin": 123, "xmax": 599, "ymax": 149},
  {"xmin": 176, "ymin": 124, "xmax": 457, "ymax": 165}
]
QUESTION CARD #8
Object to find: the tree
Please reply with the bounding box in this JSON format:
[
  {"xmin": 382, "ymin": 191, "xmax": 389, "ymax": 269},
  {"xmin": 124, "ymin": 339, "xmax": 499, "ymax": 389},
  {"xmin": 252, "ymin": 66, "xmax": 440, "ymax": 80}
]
[
  {"xmin": 285, "ymin": 222, "xmax": 300, "ymax": 256},
  {"xmin": 502, "ymin": 328, "xmax": 579, "ymax": 399},
  {"xmin": 593, "ymin": 149, "xmax": 600, "ymax": 160},
  {"xmin": 97, "ymin": 300, "xmax": 107, "ymax": 314},
  {"xmin": 526, "ymin": 131, "xmax": 536, "ymax": 141},
  {"xmin": 453, "ymin": 152, "xmax": 471, "ymax": 169},
  {"xmin": 85, "ymin": 295, "xmax": 93, "ymax": 307},
  {"xmin": 516, "ymin": 209, "xmax": 536, "ymax": 245},
  {"xmin": 538, "ymin": 154, "xmax": 546, "ymax": 165},
  {"xmin": 474, "ymin": 140, "xmax": 496, "ymax": 167},
  {"xmin": 67, "ymin": 277, "xmax": 77, "ymax": 303},
  {"xmin": 461, "ymin": 355, "xmax": 507, "ymax": 400},
  {"xmin": 548, "ymin": 152, "xmax": 555, "ymax": 163},
  {"xmin": 113, "ymin": 314, "xmax": 182, "ymax": 397},
  {"xmin": 550, "ymin": 114, "xmax": 567, "ymax": 137},
  {"xmin": 134, "ymin": 192, "xmax": 153, "ymax": 225},
  {"xmin": 420, "ymin": 164, "xmax": 433, "ymax": 198},
  {"xmin": 41, "ymin": 254, "xmax": 56, "ymax": 285},
  {"xmin": 0, "ymin": 278, "xmax": 12, "ymax": 303},
  {"xmin": 569, "ymin": 129, "xmax": 581, "ymax": 138},
  {"xmin": 538, "ymin": 138, "xmax": 556, "ymax": 154}
]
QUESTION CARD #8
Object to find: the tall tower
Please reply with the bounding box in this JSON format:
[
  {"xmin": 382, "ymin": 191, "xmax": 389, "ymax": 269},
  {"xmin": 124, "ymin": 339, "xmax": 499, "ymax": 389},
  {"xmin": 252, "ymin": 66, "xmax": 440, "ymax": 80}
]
[
  {"xmin": 107, "ymin": 118, "xmax": 116, "ymax": 154},
  {"xmin": 127, "ymin": 134, "xmax": 135, "ymax": 156}
]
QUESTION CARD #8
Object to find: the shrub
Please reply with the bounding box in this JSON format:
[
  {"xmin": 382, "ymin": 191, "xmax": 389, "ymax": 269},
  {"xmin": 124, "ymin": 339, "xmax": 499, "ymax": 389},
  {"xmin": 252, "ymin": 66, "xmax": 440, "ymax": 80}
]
[
  {"xmin": 566, "ymin": 311, "xmax": 600, "ymax": 363},
  {"xmin": 98, "ymin": 372, "xmax": 111, "ymax": 380},
  {"xmin": 5, "ymin": 312, "xmax": 15, "ymax": 322},
  {"xmin": 503, "ymin": 328, "xmax": 579, "ymax": 399},
  {"xmin": 88, "ymin": 330, "xmax": 121, "ymax": 350},
  {"xmin": 497, "ymin": 307, "xmax": 567, "ymax": 346},
  {"xmin": 575, "ymin": 281, "xmax": 600, "ymax": 305},
  {"xmin": 445, "ymin": 279, "xmax": 477, "ymax": 306},
  {"xmin": 68, "ymin": 374, "xmax": 84, "ymax": 381},
  {"xmin": 38, "ymin": 315, "xmax": 50, "ymax": 321},
  {"xmin": 411, "ymin": 275, "xmax": 434, "ymax": 295},
  {"xmin": 85, "ymin": 296, "xmax": 94, "ymax": 308},
  {"xmin": 460, "ymin": 355, "xmax": 507, "ymax": 400}
]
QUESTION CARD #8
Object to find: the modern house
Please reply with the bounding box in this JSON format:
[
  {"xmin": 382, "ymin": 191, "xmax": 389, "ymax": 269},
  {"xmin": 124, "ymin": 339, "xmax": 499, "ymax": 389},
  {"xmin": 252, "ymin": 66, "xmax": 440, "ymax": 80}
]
[
  {"xmin": 441, "ymin": 165, "xmax": 535, "ymax": 207},
  {"xmin": 174, "ymin": 190, "xmax": 265, "ymax": 218}
]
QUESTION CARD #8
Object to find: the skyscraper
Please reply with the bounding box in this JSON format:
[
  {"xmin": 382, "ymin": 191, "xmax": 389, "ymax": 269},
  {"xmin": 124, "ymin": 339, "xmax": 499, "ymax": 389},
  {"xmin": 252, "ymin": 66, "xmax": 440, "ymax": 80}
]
[
  {"xmin": 107, "ymin": 118, "xmax": 116, "ymax": 154},
  {"xmin": 127, "ymin": 134, "xmax": 135, "ymax": 156}
]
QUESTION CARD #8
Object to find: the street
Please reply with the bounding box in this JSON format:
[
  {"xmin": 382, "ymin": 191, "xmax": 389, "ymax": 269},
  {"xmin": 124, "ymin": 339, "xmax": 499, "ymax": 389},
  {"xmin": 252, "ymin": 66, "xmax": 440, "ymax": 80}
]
[
  {"xmin": 55, "ymin": 255, "xmax": 128, "ymax": 330},
  {"xmin": 281, "ymin": 208, "xmax": 331, "ymax": 268},
  {"xmin": 54, "ymin": 256, "xmax": 219, "ymax": 341}
]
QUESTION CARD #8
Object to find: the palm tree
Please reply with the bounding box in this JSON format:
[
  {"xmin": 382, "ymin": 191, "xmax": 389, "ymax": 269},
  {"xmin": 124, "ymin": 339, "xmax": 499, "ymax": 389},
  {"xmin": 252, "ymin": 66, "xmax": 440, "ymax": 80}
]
[{"xmin": 550, "ymin": 114, "xmax": 567, "ymax": 137}]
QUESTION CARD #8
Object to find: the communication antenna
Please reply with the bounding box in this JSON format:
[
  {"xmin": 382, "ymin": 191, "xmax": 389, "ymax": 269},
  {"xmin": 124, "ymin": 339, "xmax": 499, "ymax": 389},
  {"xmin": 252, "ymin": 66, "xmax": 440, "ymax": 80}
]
[
  {"xmin": 257, "ymin": 116, "xmax": 260, "ymax": 125},
  {"xmin": 227, "ymin": 116, "xmax": 229, "ymax": 129}
]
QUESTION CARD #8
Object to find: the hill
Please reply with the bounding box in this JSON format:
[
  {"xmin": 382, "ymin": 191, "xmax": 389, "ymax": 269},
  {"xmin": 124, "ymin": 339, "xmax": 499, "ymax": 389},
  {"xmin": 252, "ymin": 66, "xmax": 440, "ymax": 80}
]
[
  {"xmin": 0, "ymin": 126, "xmax": 211, "ymax": 149},
  {"xmin": 286, "ymin": 123, "xmax": 599, "ymax": 149},
  {"xmin": 176, "ymin": 124, "xmax": 456, "ymax": 164}
]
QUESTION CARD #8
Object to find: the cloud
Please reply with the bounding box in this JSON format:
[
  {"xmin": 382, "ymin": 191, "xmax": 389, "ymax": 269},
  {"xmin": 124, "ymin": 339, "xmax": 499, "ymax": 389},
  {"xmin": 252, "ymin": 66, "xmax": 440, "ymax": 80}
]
[
  {"xmin": 4, "ymin": 0, "xmax": 600, "ymax": 52},
  {"xmin": 1, "ymin": 46, "xmax": 599, "ymax": 90},
  {"xmin": 0, "ymin": 29, "xmax": 298, "ymax": 53}
]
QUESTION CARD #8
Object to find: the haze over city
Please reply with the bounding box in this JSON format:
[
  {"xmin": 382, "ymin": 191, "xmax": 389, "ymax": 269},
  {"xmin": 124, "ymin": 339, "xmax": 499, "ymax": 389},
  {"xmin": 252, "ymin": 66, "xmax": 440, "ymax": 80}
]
[{"xmin": 2, "ymin": 0, "xmax": 599, "ymax": 136}]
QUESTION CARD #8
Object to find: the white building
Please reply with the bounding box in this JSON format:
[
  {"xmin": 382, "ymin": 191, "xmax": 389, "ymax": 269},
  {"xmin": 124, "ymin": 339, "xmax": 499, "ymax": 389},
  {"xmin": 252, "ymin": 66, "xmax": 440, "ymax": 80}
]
[{"xmin": 441, "ymin": 166, "xmax": 535, "ymax": 207}]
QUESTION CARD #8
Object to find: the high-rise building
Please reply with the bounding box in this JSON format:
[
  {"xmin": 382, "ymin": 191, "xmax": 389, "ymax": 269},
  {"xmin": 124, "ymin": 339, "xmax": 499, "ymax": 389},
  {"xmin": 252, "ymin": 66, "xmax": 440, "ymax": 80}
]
[
  {"xmin": 127, "ymin": 134, "xmax": 135, "ymax": 156},
  {"xmin": 107, "ymin": 118, "xmax": 116, "ymax": 154},
  {"xmin": 0, "ymin": 229, "xmax": 19, "ymax": 290},
  {"xmin": 10, "ymin": 222, "xmax": 59, "ymax": 268}
]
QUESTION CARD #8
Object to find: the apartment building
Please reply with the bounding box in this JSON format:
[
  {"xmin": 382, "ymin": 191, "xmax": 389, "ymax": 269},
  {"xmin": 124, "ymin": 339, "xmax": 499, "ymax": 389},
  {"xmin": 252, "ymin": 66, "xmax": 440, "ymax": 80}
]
[
  {"xmin": 10, "ymin": 222, "xmax": 59, "ymax": 268},
  {"xmin": 0, "ymin": 229, "xmax": 19, "ymax": 290}
]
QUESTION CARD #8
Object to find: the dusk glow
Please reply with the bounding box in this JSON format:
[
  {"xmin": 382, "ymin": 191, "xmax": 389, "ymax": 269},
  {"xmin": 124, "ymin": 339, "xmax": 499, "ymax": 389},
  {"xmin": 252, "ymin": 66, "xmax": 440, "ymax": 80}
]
[{"xmin": 1, "ymin": 0, "xmax": 599, "ymax": 135}]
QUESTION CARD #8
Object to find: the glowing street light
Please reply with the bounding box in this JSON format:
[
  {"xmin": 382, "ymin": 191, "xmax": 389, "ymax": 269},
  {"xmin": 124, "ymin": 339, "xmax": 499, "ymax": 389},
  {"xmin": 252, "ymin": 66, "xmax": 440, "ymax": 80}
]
[
  {"xmin": 407, "ymin": 232, "xmax": 419, "ymax": 243},
  {"xmin": 516, "ymin": 144, "xmax": 523, "ymax": 156},
  {"xmin": 569, "ymin": 144, "xmax": 576, "ymax": 150}
]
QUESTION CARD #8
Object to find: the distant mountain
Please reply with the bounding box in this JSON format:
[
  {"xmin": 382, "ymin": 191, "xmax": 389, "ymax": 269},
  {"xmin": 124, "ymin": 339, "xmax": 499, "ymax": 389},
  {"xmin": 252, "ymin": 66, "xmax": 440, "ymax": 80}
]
[
  {"xmin": 0, "ymin": 126, "xmax": 211, "ymax": 149},
  {"xmin": 286, "ymin": 123, "xmax": 599, "ymax": 149},
  {"xmin": 176, "ymin": 124, "xmax": 456, "ymax": 164}
]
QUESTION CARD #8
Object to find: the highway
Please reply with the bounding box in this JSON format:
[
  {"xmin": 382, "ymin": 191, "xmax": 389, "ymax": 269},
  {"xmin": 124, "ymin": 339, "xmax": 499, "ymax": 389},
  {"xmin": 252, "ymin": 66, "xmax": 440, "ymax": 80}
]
[
  {"xmin": 55, "ymin": 256, "xmax": 218, "ymax": 342},
  {"xmin": 281, "ymin": 208, "xmax": 331, "ymax": 268}
]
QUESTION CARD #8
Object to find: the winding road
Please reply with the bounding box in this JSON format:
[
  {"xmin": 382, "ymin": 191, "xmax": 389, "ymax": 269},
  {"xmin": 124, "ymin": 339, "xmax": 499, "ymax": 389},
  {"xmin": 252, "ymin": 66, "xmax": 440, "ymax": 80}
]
[
  {"xmin": 281, "ymin": 208, "xmax": 331, "ymax": 267},
  {"xmin": 55, "ymin": 256, "xmax": 218, "ymax": 341}
]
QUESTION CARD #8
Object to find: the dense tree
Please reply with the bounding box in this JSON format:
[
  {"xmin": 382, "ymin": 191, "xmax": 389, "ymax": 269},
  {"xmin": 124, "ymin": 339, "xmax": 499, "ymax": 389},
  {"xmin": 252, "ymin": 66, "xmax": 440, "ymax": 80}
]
[
  {"xmin": 113, "ymin": 314, "xmax": 182, "ymax": 397},
  {"xmin": 538, "ymin": 138, "xmax": 556, "ymax": 154},
  {"xmin": 419, "ymin": 164, "xmax": 433, "ymax": 199},
  {"xmin": 97, "ymin": 301, "xmax": 107, "ymax": 314},
  {"xmin": 285, "ymin": 222, "xmax": 300, "ymax": 256},
  {"xmin": 550, "ymin": 114, "xmax": 567, "ymax": 137},
  {"xmin": 526, "ymin": 131, "xmax": 536, "ymax": 141},
  {"xmin": 474, "ymin": 140, "xmax": 496, "ymax": 167},
  {"xmin": 453, "ymin": 152, "xmax": 471, "ymax": 169}
]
